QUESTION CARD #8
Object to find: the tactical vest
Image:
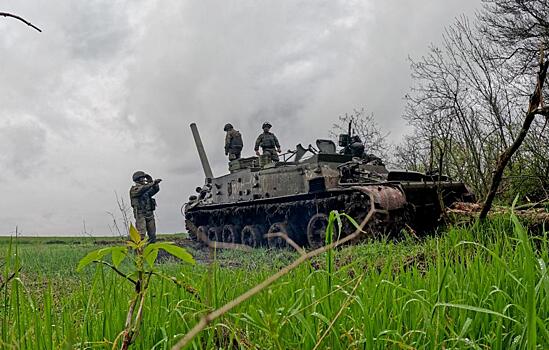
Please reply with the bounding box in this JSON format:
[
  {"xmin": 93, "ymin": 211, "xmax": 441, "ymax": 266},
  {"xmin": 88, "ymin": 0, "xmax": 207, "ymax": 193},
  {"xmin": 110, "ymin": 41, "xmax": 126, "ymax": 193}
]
[
  {"xmin": 130, "ymin": 187, "xmax": 157, "ymax": 213},
  {"xmin": 260, "ymin": 133, "xmax": 276, "ymax": 148},
  {"xmin": 230, "ymin": 131, "xmax": 243, "ymax": 150}
]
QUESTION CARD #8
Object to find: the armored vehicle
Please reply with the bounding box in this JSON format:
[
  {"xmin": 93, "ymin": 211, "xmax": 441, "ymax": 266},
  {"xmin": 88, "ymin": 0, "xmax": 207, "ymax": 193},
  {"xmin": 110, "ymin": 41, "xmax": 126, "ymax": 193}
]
[{"xmin": 184, "ymin": 123, "xmax": 473, "ymax": 248}]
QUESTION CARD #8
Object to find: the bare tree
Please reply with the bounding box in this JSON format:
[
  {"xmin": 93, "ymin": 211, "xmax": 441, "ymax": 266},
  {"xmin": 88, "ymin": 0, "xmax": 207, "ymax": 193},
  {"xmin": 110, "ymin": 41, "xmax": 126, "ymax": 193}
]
[
  {"xmin": 331, "ymin": 108, "xmax": 390, "ymax": 159},
  {"xmin": 479, "ymin": 0, "xmax": 549, "ymax": 72},
  {"xmin": 402, "ymin": 17, "xmax": 523, "ymax": 196},
  {"xmin": 473, "ymin": 0, "xmax": 549, "ymax": 216},
  {"xmin": 480, "ymin": 53, "xmax": 549, "ymax": 218},
  {"xmin": 393, "ymin": 133, "xmax": 430, "ymax": 172},
  {"xmin": 399, "ymin": 1, "xmax": 549, "ymax": 210}
]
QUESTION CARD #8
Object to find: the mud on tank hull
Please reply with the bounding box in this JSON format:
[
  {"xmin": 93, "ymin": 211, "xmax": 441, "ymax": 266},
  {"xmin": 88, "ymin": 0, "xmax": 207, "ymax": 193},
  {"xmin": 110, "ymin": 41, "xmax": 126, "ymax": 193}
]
[{"xmin": 184, "ymin": 180, "xmax": 471, "ymax": 249}]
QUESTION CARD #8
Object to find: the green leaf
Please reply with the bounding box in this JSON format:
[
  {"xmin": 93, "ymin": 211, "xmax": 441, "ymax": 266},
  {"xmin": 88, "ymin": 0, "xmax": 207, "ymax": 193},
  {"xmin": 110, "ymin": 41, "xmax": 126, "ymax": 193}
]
[
  {"xmin": 311, "ymin": 312, "xmax": 331, "ymax": 326},
  {"xmin": 342, "ymin": 214, "xmax": 360, "ymax": 229},
  {"xmin": 137, "ymin": 237, "xmax": 148, "ymax": 249},
  {"xmin": 129, "ymin": 223, "xmax": 141, "ymax": 244},
  {"xmin": 111, "ymin": 247, "xmax": 128, "ymax": 268},
  {"xmin": 77, "ymin": 247, "xmax": 115, "ymax": 272},
  {"xmin": 127, "ymin": 271, "xmax": 139, "ymax": 281},
  {"xmin": 143, "ymin": 244, "xmax": 159, "ymax": 267},
  {"xmin": 155, "ymin": 242, "xmax": 195, "ymax": 264},
  {"xmin": 146, "ymin": 249, "xmax": 159, "ymax": 267},
  {"xmin": 456, "ymin": 241, "xmax": 524, "ymax": 289},
  {"xmin": 434, "ymin": 303, "xmax": 519, "ymax": 324},
  {"xmin": 458, "ymin": 318, "xmax": 473, "ymax": 338},
  {"xmin": 77, "ymin": 250, "xmax": 102, "ymax": 272}
]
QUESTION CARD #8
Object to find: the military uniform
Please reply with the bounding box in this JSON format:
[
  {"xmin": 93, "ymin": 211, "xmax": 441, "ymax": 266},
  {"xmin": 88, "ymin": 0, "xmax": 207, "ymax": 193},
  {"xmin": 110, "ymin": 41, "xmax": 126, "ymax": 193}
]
[
  {"xmin": 254, "ymin": 131, "xmax": 281, "ymax": 162},
  {"xmin": 130, "ymin": 171, "xmax": 161, "ymax": 243},
  {"xmin": 342, "ymin": 136, "xmax": 365, "ymax": 157},
  {"xmin": 225, "ymin": 128, "xmax": 243, "ymax": 161}
]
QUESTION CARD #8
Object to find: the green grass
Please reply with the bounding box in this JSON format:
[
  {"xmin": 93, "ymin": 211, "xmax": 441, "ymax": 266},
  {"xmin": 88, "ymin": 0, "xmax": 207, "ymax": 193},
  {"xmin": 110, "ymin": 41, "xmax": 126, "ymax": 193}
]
[{"xmin": 1, "ymin": 215, "xmax": 548, "ymax": 349}]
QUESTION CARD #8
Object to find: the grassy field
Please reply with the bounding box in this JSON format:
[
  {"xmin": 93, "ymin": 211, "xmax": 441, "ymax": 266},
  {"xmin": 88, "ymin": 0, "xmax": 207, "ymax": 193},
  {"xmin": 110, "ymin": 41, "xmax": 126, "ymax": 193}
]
[{"xmin": 1, "ymin": 214, "xmax": 548, "ymax": 349}]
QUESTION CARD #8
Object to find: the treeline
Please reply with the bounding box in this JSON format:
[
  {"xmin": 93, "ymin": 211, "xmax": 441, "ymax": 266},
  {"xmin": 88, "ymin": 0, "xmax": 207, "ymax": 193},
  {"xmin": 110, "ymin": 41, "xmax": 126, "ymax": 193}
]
[{"xmin": 390, "ymin": 0, "xmax": 549, "ymax": 202}]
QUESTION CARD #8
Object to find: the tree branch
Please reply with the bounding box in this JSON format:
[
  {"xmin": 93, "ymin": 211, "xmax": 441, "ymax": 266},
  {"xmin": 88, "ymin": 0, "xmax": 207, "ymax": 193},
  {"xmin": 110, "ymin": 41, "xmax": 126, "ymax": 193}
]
[
  {"xmin": 312, "ymin": 274, "xmax": 364, "ymax": 350},
  {"xmin": 93, "ymin": 260, "xmax": 137, "ymax": 286},
  {"xmin": 264, "ymin": 232, "xmax": 306, "ymax": 255},
  {"xmin": 479, "ymin": 54, "xmax": 549, "ymax": 219},
  {"xmin": 534, "ymin": 106, "xmax": 549, "ymax": 117},
  {"xmin": 0, "ymin": 12, "xmax": 41, "ymax": 32},
  {"xmin": 151, "ymin": 271, "xmax": 201, "ymax": 301}
]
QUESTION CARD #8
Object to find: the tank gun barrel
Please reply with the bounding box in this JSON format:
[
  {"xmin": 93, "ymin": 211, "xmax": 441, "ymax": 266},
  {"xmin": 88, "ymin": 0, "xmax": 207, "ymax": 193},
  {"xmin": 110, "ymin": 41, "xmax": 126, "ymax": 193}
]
[{"xmin": 190, "ymin": 123, "xmax": 214, "ymax": 180}]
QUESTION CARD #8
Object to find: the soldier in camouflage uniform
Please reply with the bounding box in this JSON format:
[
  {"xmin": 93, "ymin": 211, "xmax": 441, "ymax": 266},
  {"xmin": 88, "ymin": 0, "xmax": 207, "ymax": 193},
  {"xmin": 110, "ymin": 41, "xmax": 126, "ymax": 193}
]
[
  {"xmin": 130, "ymin": 171, "xmax": 162, "ymax": 243},
  {"xmin": 224, "ymin": 123, "xmax": 243, "ymax": 161},
  {"xmin": 254, "ymin": 121, "xmax": 281, "ymax": 162},
  {"xmin": 347, "ymin": 135, "xmax": 365, "ymax": 157}
]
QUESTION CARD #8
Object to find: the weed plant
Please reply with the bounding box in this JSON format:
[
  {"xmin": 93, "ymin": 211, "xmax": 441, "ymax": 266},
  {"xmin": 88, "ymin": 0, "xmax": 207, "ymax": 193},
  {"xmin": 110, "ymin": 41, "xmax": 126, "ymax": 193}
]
[{"xmin": 0, "ymin": 213, "xmax": 547, "ymax": 349}]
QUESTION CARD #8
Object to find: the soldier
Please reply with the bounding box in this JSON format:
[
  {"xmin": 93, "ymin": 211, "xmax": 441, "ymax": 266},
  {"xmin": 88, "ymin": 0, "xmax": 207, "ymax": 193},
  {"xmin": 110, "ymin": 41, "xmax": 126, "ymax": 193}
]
[
  {"xmin": 347, "ymin": 135, "xmax": 365, "ymax": 157},
  {"xmin": 254, "ymin": 121, "xmax": 281, "ymax": 162},
  {"xmin": 224, "ymin": 123, "xmax": 243, "ymax": 161},
  {"xmin": 129, "ymin": 171, "xmax": 162, "ymax": 243}
]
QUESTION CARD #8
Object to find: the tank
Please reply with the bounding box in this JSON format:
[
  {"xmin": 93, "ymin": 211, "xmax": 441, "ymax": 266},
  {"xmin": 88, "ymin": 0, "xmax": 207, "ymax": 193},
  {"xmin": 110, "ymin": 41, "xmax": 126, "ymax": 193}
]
[{"xmin": 184, "ymin": 123, "xmax": 474, "ymax": 248}]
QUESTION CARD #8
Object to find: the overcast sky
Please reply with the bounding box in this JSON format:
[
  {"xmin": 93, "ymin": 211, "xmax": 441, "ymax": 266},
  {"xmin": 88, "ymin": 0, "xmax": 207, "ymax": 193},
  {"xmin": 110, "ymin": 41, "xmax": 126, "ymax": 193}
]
[{"xmin": 0, "ymin": 0, "xmax": 481, "ymax": 236}]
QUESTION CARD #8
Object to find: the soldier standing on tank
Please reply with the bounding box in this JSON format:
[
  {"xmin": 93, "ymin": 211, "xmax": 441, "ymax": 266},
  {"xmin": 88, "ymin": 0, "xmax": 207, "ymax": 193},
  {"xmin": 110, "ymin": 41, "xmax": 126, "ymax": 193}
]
[
  {"xmin": 347, "ymin": 135, "xmax": 365, "ymax": 157},
  {"xmin": 130, "ymin": 171, "xmax": 162, "ymax": 243},
  {"xmin": 224, "ymin": 123, "xmax": 243, "ymax": 161},
  {"xmin": 254, "ymin": 121, "xmax": 281, "ymax": 162}
]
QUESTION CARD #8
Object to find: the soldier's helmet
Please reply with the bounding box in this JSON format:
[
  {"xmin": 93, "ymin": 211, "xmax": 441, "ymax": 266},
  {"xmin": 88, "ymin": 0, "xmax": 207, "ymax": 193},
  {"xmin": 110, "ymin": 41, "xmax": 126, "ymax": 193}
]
[
  {"xmin": 262, "ymin": 121, "xmax": 272, "ymax": 129},
  {"xmin": 223, "ymin": 123, "xmax": 233, "ymax": 131},
  {"xmin": 132, "ymin": 171, "xmax": 148, "ymax": 182}
]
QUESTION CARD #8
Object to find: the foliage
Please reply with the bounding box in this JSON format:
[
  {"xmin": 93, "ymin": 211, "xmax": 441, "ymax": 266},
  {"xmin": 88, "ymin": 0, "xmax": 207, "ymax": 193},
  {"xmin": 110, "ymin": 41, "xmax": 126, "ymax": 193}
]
[
  {"xmin": 1, "ymin": 214, "xmax": 548, "ymax": 348},
  {"xmin": 77, "ymin": 224, "xmax": 195, "ymax": 349}
]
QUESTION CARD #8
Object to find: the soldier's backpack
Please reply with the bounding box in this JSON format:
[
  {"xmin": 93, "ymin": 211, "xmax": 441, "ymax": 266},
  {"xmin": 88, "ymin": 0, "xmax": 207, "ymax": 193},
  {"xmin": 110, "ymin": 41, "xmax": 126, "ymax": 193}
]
[{"xmin": 231, "ymin": 131, "xmax": 243, "ymax": 150}]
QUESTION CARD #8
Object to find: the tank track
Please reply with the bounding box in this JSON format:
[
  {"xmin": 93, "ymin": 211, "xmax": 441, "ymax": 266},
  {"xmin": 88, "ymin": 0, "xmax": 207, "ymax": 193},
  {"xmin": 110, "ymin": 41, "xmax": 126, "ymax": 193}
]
[{"xmin": 185, "ymin": 185, "xmax": 412, "ymax": 248}]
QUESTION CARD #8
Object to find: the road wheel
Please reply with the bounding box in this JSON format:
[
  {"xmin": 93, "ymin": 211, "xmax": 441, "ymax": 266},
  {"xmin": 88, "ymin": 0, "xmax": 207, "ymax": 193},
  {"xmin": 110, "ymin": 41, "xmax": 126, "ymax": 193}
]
[
  {"xmin": 241, "ymin": 225, "xmax": 263, "ymax": 247},
  {"xmin": 222, "ymin": 224, "xmax": 240, "ymax": 243},
  {"xmin": 208, "ymin": 226, "xmax": 221, "ymax": 242},
  {"xmin": 267, "ymin": 222, "xmax": 291, "ymax": 249},
  {"xmin": 306, "ymin": 213, "xmax": 328, "ymax": 249},
  {"xmin": 196, "ymin": 225, "xmax": 210, "ymax": 244}
]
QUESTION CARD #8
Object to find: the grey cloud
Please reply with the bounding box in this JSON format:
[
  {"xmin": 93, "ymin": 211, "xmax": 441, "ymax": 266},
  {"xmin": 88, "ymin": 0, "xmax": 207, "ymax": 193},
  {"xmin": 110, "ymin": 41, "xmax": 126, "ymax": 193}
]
[
  {"xmin": 0, "ymin": 1, "xmax": 134, "ymax": 134},
  {"xmin": 0, "ymin": 0, "xmax": 482, "ymax": 235},
  {"xmin": 121, "ymin": 0, "xmax": 375, "ymax": 167},
  {"xmin": 0, "ymin": 119, "xmax": 47, "ymax": 177},
  {"xmin": 63, "ymin": 1, "xmax": 132, "ymax": 60}
]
